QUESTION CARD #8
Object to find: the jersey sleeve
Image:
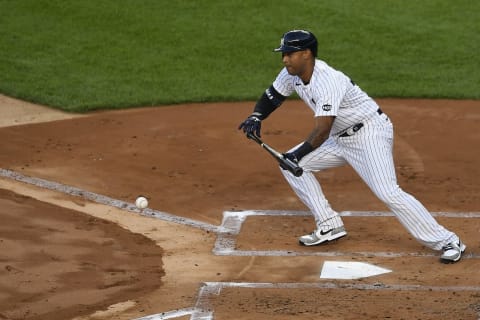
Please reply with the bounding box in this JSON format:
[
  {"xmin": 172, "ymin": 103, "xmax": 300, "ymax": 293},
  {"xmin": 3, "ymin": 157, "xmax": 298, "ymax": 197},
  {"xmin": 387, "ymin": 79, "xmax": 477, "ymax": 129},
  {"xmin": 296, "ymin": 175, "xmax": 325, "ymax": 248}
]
[
  {"xmin": 311, "ymin": 71, "xmax": 349, "ymax": 117},
  {"xmin": 272, "ymin": 68, "xmax": 295, "ymax": 97}
]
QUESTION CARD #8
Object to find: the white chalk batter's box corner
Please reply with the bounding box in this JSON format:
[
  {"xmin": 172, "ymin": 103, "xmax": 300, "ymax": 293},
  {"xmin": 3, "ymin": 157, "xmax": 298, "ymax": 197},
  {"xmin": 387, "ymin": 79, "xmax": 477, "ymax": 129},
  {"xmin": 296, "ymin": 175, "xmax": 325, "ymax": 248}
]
[
  {"xmin": 136, "ymin": 281, "xmax": 480, "ymax": 320},
  {"xmin": 213, "ymin": 210, "xmax": 480, "ymax": 259}
]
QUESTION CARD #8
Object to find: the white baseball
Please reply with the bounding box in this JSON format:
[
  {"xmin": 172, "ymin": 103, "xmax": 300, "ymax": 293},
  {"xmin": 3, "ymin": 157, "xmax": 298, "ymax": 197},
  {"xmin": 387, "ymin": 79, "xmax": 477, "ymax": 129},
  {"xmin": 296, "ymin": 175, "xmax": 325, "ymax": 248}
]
[{"xmin": 135, "ymin": 196, "xmax": 148, "ymax": 209}]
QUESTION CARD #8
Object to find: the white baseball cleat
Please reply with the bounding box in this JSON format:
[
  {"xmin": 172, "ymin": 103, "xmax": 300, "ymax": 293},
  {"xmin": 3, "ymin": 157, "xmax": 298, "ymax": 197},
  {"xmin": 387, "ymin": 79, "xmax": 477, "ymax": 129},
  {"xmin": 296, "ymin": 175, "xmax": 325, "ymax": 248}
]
[
  {"xmin": 440, "ymin": 240, "xmax": 466, "ymax": 263},
  {"xmin": 299, "ymin": 226, "xmax": 347, "ymax": 246}
]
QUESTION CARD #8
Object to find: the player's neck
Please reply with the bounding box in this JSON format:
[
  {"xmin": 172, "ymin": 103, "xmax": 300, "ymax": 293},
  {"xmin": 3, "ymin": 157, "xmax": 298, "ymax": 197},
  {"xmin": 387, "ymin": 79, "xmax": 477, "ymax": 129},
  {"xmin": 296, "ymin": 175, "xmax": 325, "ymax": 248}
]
[{"xmin": 299, "ymin": 59, "xmax": 315, "ymax": 85}]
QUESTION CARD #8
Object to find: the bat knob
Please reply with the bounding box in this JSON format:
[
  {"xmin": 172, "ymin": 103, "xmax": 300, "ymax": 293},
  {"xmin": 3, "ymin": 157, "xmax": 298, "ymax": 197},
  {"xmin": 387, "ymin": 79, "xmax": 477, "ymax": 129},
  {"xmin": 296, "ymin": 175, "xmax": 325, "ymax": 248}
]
[{"xmin": 293, "ymin": 167, "xmax": 304, "ymax": 177}]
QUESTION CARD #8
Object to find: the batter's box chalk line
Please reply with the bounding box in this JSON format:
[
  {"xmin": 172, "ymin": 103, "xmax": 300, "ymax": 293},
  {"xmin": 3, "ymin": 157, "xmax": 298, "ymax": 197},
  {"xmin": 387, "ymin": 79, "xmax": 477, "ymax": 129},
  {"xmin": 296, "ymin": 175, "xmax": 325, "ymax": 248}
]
[
  {"xmin": 213, "ymin": 210, "xmax": 480, "ymax": 259},
  {"xmin": 135, "ymin": 281, "xmax": 480, "ymax": 320},
  {"xmin": 133, "ymin": 307, "xmax": 197, "ymax": 320}
]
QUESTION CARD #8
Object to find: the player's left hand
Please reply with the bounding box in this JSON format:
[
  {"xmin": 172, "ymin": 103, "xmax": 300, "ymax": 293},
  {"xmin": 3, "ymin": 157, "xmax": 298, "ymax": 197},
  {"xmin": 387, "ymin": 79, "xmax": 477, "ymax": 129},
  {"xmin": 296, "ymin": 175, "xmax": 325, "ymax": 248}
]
[
  {"xmin": 280, "ymin": 152, "xmax": 299, "ymax": 171},
  {"xmin": 282, "ymin": 141, "xmax": 314, "ymax": 166},
  {"xmin": 238, "ymin": 115, "xmax": 262, "ymax": 137}
]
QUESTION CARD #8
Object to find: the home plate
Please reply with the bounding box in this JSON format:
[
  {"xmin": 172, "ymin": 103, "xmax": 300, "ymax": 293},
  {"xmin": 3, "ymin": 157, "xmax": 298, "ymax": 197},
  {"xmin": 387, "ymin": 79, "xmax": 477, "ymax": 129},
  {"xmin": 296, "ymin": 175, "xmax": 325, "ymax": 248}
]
[{"xmin": 320, "ymin": 261, "xmax": 392, "ymax": 280}]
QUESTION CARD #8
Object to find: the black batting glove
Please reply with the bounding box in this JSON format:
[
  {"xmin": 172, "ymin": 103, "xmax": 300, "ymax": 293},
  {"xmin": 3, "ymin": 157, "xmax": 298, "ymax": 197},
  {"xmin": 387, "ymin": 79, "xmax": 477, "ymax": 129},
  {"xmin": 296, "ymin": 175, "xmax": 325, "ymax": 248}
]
[
  {"xmin": 279, "ymin": 152, "xmax": 299, "ymax": 171},
  {"xmin": 280, "ymin": 141, "xmax": 313, "ymax": 170},
  {"xmin": 238, "ymin": 115, "xmax": 262, "ymax": 137},
  {"xmin": 283, "ymin": 152, "xmax": 299, "ymax": 163}
]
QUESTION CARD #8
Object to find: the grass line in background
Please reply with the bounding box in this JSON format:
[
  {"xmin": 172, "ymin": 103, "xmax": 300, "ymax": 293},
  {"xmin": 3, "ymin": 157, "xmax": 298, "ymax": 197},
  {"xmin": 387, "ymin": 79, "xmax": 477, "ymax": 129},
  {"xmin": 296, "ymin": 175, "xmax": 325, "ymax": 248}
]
[{"xmin": 0, "ymin": 0, "xmax": 478, "ymax": 112}]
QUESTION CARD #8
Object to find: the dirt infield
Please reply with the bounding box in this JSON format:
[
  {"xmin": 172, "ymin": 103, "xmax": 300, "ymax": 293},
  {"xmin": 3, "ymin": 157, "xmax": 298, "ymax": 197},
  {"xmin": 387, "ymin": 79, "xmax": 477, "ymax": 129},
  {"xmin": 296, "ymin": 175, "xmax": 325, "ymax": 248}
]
[{"xmin": 0, "ymin": 94, "xmax": 479, "ymax": 319}]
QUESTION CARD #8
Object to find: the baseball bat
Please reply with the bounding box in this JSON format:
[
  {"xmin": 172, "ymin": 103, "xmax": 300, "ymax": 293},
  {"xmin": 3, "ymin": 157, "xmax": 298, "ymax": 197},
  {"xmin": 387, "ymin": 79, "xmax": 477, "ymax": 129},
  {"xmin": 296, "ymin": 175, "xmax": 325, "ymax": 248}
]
[{"xmin": 246, "ymin": 132, "xmax": 303, "ymax": 177}]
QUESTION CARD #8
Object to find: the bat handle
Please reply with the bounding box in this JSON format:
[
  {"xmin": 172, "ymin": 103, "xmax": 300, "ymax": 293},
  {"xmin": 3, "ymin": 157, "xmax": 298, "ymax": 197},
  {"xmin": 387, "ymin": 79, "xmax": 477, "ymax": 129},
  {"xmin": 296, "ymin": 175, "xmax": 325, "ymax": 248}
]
[{"xmin": 246, "ymin": 132, "xmax": 262, "ymax": 144}]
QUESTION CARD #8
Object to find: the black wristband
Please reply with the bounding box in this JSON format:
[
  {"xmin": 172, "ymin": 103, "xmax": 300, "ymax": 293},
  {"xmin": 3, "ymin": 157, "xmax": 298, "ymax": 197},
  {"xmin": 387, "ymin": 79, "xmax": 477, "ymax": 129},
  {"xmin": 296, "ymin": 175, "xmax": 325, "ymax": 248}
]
[{"xmin": 293, "ymin": 141, "xmax": 314, "ymax": 161}]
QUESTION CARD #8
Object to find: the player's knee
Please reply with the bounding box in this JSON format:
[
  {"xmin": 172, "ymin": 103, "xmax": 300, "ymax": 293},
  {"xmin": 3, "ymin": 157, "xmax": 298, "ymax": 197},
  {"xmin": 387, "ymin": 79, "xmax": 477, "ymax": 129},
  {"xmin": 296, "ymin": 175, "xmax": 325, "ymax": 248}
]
[{"xmin": 374, "ymin": 186, "xmax": 405, "ymax": 205}]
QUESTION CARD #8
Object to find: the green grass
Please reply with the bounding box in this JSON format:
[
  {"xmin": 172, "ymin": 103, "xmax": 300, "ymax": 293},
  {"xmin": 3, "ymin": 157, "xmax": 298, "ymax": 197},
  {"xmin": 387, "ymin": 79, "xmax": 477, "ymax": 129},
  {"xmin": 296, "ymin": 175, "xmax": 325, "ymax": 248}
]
[{"xmin": 0, "ymin": 0, "xmax": 478, "ymax": 112}]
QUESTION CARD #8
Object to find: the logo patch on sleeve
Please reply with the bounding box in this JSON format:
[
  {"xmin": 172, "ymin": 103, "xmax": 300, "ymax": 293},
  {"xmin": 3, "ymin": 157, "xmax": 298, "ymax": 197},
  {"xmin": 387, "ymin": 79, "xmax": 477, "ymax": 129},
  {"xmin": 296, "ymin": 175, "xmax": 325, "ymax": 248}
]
[{"xmin": 322, "ymin": 104, "xmax": 332, "ymax": 111}]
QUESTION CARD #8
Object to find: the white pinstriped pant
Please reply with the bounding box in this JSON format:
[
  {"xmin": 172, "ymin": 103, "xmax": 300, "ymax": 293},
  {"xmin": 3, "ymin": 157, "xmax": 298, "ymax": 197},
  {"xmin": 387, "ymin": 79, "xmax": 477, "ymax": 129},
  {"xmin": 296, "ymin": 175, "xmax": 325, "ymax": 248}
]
[{"xmin": 281, "ymin": 113, "xmax": 458, "ymax": 251}]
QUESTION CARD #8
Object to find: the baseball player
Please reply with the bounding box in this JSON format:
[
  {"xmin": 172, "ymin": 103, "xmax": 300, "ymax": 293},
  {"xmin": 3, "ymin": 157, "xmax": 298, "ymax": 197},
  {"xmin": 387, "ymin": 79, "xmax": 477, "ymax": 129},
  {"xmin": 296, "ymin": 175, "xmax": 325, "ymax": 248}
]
[{"xmin": 239, "ymin": 29, "xmax": 466, "ymax": 263}]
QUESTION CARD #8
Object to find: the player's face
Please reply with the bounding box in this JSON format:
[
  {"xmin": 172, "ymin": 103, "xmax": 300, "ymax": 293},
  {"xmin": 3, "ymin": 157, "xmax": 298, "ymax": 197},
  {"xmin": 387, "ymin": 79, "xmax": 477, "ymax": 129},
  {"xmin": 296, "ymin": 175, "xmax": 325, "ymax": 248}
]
[{"xmin": 282, "ymin": 50, "xmax": 310, "ymax": 78}]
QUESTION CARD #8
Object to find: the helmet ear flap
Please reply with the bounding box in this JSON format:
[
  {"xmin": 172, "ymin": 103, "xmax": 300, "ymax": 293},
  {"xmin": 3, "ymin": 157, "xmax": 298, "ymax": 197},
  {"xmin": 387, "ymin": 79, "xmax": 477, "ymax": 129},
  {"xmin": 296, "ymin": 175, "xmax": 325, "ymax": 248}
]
[{"xmin": 310, "ymin": 44, "xmax": 318, "ymax": 57}]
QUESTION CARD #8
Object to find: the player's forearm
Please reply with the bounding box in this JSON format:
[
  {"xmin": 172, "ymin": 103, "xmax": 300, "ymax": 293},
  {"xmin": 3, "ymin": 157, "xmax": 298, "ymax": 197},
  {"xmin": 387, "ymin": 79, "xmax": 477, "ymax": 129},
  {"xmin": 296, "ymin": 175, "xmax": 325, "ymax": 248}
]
[
  {"xmin": 306, "ymin": 126, "xmax": 330, "ymax": 149},
  {"xmin": 252, "ymin": 85, "xmax": 286, "ymax": 120},
  {"xmin": 289, "ymin": 126, "xmax": 328, "ymax": 162},
  {"xmin": 306, "ymin": 116, "xmax": 334, "ymax": 149}
]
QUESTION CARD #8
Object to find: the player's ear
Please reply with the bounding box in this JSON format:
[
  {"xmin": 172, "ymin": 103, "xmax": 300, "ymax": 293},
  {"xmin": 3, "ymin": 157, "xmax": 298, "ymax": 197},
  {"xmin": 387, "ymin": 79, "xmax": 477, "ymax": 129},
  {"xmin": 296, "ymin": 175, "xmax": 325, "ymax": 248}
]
[{"xmin": 302, "ymin": 49, "xmax": 312, "ymax": 59}]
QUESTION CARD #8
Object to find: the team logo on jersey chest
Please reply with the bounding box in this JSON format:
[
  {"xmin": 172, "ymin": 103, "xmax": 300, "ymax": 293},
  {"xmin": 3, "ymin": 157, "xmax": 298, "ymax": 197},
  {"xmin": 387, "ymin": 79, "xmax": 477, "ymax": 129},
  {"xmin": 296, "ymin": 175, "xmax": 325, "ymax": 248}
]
[{"xmin": 322, "ymin": 103, "xmax": 332, "ymax": 111}]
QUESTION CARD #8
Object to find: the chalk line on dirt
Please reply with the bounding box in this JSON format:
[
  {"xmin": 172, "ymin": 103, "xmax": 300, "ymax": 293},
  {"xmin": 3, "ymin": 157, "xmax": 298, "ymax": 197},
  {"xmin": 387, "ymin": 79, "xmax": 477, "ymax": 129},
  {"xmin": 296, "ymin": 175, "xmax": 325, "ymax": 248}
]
[
  {"xmin": 0, "ymin": 168, "xmax": 226, "ymax": 233},
  {"xmin": 133, "ymin": 307, "xmax": 197, "ymax": 320},
  {"xmin": 213, "ymin": 210, "xmax": 480, "ymax": 259},
  {"xmin": 188, "ymin": 281, "xmax": 480, "ymax": 320},
  {"xmin": 136, "ymin": 279, "xmax": 480, "ymax": 320}
]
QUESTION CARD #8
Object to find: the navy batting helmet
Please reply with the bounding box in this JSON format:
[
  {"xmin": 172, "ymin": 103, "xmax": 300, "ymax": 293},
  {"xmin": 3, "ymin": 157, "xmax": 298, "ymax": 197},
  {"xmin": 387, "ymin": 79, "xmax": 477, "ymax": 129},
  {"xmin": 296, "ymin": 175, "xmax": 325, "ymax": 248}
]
[{"xmin": 273, "ymin": 30, "xmax": 318, "ymax": 57}]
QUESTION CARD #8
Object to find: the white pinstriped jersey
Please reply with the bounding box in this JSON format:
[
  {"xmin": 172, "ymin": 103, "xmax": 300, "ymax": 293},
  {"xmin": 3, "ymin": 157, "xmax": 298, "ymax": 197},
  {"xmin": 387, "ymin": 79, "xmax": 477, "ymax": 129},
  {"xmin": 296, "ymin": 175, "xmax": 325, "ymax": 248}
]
[
  {"xmin": 272, "ymin": 59, "xmax": 379, "ymax": 135},
  {"xmin": 270, "ymin": 59, "xmax": 460, "ymax": 252}
]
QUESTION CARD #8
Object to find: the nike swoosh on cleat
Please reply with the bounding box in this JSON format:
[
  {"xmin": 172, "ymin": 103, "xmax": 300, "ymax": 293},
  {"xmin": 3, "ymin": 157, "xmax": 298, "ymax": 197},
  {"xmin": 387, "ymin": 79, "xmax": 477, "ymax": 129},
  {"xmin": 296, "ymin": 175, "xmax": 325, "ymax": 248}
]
[{"xmin": 319, "ymin": 229, "xmax": 333, "ymax": 235}]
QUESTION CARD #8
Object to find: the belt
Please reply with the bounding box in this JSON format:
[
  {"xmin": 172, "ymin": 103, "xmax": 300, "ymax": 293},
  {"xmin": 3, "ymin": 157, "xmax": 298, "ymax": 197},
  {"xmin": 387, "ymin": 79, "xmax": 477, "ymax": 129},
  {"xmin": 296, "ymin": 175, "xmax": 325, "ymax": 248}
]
[{"xmin": 339, "ymin": 108, "xmax": 383, "ymax": 137}]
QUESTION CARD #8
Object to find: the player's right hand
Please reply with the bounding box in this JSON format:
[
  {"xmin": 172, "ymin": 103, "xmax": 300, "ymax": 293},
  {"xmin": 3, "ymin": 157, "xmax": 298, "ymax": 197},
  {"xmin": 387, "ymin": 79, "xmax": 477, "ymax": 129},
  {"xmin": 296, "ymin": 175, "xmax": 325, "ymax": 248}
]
[{"xmin": 238, "ymin": 115, "xmax": 262, "ymax": 137}]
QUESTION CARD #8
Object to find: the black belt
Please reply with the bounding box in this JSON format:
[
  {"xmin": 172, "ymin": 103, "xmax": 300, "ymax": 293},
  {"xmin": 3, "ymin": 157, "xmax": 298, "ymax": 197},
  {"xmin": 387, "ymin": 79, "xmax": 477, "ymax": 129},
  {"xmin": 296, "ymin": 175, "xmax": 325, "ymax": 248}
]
[{"xmin": 339, "ymin": 108, "xmax": 383, "ymax": 137}]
